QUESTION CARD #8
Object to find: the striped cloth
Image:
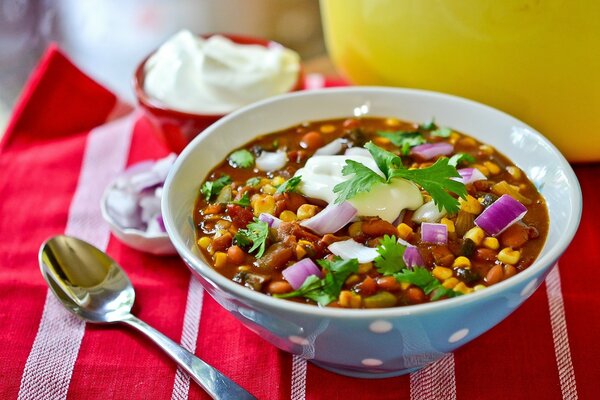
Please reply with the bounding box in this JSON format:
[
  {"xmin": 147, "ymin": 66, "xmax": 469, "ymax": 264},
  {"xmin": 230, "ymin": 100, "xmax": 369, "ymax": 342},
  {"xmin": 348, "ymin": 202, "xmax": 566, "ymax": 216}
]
[{"xmin": 0, "ymin": 46, "xmax": 596, "ymax": 400}]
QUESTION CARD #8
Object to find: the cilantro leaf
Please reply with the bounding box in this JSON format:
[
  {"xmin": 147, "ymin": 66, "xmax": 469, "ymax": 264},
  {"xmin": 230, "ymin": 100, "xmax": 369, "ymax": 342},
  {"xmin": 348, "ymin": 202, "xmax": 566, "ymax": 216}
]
[
  {"xmin": 431, "ymin": 127, "xmax": 452, "ymax": 138},
  {"xmin": 390, "ymin": 157, "xmax": 466, "ymax": 213},
  {"xmin": 419, "ymin": 118, "xmax": 437, "ymax": 131},
  {"xmin": 228, "ymin": 149, "xmax": 254, "ymax": 168},
  {"xmin": 378, "ymin": 131, "xmax": 426, "ymax": 155},
  {"xmin": 448, "ymin": 153, "xmax": 475, "ymax": 167},
  {"xmin": 393, "ymin": 266, "xmax": 462, "ymax": 301},
  {"xmin": 333, "ymin": 160, "xmax": 384, "ymax": 204},
  {"xmin": 364, "ymin": 141, "xmax": 403, "ymax": 177},
  {"xmin": 374, "ymin": 235, "xmax": 407, "ymax": 275},
  {"xmin": 275, "ymin": 257, "xmax": 359, "ymax": 306},
  {"xmin": 234, "ymin": 218, "xmax": 270, "ymax": 257},
  {"xmin": 231, "ymin": 193, "xmax": 250, "ymax": 207},
  {"xmin": 245, "ymin": 177, "xmax": 261, "ymax": 187},
  {"xmin": 276, "ymin": 175, "xmax": 302, "ymax": 194},
  {"xmin": 200, "ymin": 175, "xmax": 232, "ymax": 202}
]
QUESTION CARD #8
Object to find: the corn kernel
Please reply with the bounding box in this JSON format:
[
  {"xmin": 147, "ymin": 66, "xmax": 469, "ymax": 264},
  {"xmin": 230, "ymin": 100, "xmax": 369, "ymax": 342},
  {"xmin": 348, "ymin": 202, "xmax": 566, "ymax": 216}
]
[
  {"xmin": 452, "ymin": 256, "xmax": 471, "ymax": 269},
  {"xmin": 279, "ymin": 210, "xmax": 297, "ymax": 222},
  {"xmin": 197, "ymin": 237, "xmax": 211, "ymax": 250},
  {"xmin": 498, "ymin": 247, "xmax": 521, "ymax": 265},
  {"xmin": 297, "ymin": 204, "xmax": 319, "ymax": 220},
  {"xmin": 506, "ymin": 166, "xmax": 522, "ymax": 180},
  {"xmin": 440, "ymin": 217, "xmax": 455, "ymax": 233},
  {"xmin": 442, "ymin": 277, "xmax": 459, "ymax": 289},
  {"xmin": 298, "ymin": 239, "xmax": 312, "ymax": 248},
  {"xmin": 339, "ymin": 290, "xmax": 362, "ymax": 308},
  {"xmin": 453, "ymin": 282, "xmax": 473, "ymax": 294},
  {"xmin": 400, "ymin": 282, "xmax": 411, "ymax": 290},
  {"xmin": 271, "ymin": 176, "xmax": 285, "ymax": 186},
  {"xmin": 320, "ymin": 124, "xmax": 336, "ymax": 133},
  {"xmin": 483, "ymin": 161, "xmax": 501, "ymax": 175},
  {"xmin": 473, "ymin": 284, "xmax": 486, "ymax": 291},
  {"xmin": 253, "ymin": 195, "xmax": 275, "ymax": 216},
  {"xmin": 482, "ymin": 237, "xmax": 500, "ymax": 250},
  {"xmin": 433, "ymin": 266, "xmax": 453, "ymax": 280},
  {"xmin": 479, "ymin": 144, "xmax": 495, "ymax": 155},
  {"xmin": 385, "ymin": 117, "xmax": 400, "ymax": 126},
  {"xmin": 459, "ymin": 137, "xmax": 477, "ymax": 147},
  {"xmin": 449, "ymin": 132, "xmax": 461, "ymax": 145},
  {"xmin": 358, "ymin": 262, "xmax": 373, "ymax": 274},
  {"xmin": 396, "ymin": 223, "xmax": 413, "ymax": 240},
  {"xmin": 345, "ymin": 274, "xmax": 360, "ymax": 286},
  {"xmin": 259, "ymin": 178, "xmax": 271, "ymax": 187},
  {"xmin": 213, "ymin": 252, "xmax": 227, "ymax": 268},
  {"xmin": 460, "ymin": 195, "xmax": 483, "ymax": 214},
  {"xmin": 464, "ymin": 226, "xmax": 485, "ymax": 245},
  {"xmin": 348, "ymin": 221, "xmax": 363, "ymax": 237},
  {"xmin": 261, "ymin": 184, "xmax": 276, "ymax": 195},
  {"xmin": 374, "ymin": 136, "xmax": 391, "ymax": 146},
  {"xmin": 295, "ymin": 245, "xmax": 307, "ymax": 259},
  {"xmin": 474, "ymin": 164, "xmax": 490, "ymax": 177},
  {"xmin": 238, "ymin": 265, "xmax": 251, "ymax": 272}
]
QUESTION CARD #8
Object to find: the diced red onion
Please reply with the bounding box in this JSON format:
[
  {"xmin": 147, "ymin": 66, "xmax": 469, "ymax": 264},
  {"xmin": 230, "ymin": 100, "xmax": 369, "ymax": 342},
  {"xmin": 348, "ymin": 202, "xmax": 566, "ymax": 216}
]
[
  {"xmin": 344, "ymin": 147, "xmax": 371, "ymax": 157},
  {"xmin": 105, "ymin": 189, "xmax": 142, "ymax": 228},
  {"xmin": 255, "ymin": 151, "xmax": 288, "ymax": 172},
  {"xmin": 412, "ymin": 201, "xmax": 447, "ymax": 223},
  {"xmin": 301, "ymin": 201, "xmax": 357, "ymax": 236},
  {"xmin": 454, "ymin": 168, "xmax": 487, "ymax": 185},
  {"xmin": 403, "ymin": 246, "xmax": 424, "ymax": 268},
  {"xmin": 421, "ymin": 222, "xmax": 448, "ymax": 244},
  {"xmin": 475, "ymin": 194, "xmax": 527, "ymax": 236},
  {"xmin": 282, "ymin": 258, "xmax": 323, "ymax": 290},
  {"xmin": 258, "ymin": 213, "xmax": 282, "ymax": 229},
  {"xmin": 315, "ymin": 138, "xmax": 345, "ymax": 155},
  {"xmin": 411, "ymin": 142, "xmax": 453, "ymax": 160},
  {"xmin": 328, "ymin": 239, "xmax": 379, "ymax": 263}
]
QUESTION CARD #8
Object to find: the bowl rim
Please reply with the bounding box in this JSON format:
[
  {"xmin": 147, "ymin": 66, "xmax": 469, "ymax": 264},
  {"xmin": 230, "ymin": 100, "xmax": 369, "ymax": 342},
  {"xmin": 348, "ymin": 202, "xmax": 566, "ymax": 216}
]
[
  {"xmin": 133, "ymin": 32, "xmax": 304, "ymax": 118},
  {"xmin": 162, "ymin": 86, "xmax": 583, "ymax": 319}
]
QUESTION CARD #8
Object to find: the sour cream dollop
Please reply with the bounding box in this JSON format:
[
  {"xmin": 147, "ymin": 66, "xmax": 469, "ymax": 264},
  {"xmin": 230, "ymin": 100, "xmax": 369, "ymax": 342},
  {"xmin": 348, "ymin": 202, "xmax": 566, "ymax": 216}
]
[
  {"xmin": 296, "ymin": 155, "xmax": 423, "ymax": 222},
  {"xmin": 143, "ymin": 30, "xmax": 300, "ymax": 114}
]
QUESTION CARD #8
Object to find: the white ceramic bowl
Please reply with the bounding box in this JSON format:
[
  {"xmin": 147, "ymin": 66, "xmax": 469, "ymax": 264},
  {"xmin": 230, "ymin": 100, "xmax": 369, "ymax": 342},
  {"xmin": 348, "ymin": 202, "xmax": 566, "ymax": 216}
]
[{"xmin": 162, "ymin": 87, "xmax": 582, "ymax": 378}]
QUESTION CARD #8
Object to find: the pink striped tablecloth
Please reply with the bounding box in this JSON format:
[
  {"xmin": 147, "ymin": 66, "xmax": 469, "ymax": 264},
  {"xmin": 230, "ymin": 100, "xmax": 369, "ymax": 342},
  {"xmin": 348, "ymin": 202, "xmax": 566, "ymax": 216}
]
[{"xmin": 0, "ymin": 46, "xmax": 598, "ymax": 400}]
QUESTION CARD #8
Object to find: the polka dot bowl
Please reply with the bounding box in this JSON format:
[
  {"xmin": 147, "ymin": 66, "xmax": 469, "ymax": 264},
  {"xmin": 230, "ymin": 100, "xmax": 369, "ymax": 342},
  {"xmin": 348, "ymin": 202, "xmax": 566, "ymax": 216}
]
[{"xmin": 161, "ymin": 87, "xmax": 582, "ymax": 378}]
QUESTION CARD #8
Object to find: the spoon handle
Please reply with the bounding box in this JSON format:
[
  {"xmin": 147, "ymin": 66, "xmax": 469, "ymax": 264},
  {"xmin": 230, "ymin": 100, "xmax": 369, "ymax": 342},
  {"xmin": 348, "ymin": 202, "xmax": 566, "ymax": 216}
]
[{"xmin": 121, "ymin": 314, "xmax": 256, "ymax": 400}]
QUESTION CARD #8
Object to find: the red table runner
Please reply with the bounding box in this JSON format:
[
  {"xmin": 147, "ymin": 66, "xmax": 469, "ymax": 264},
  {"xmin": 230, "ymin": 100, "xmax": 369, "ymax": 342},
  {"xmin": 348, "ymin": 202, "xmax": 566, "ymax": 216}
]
[{"xmin": 0, "ymin": 46, "xmax": 597, "ymax": 400}]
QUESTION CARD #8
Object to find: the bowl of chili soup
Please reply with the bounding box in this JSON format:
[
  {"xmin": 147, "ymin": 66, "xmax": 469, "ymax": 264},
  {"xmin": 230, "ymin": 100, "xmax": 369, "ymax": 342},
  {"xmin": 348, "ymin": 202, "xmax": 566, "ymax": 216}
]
[{"xmin": 161, "ymin": 87, "xmax": 581, "ymax": 378}]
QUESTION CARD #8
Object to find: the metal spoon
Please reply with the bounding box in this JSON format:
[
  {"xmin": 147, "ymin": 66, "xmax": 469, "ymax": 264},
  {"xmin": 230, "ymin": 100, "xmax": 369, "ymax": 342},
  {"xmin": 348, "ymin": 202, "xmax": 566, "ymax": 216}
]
[{"xmin": 39, "ymin": 235, "xmax": 256, "ymax": 400}]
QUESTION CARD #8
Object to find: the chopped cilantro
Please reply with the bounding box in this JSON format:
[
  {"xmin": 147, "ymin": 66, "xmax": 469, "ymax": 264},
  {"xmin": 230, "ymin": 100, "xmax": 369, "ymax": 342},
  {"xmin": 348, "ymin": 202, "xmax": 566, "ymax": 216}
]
[
  {"xmin": 246, "ymin": 177, "xmax": 261, "ymax": 187},
  {"xmin": 333, "ymin": 142, "xmax": 466, "ymax": 213},
  {"xmin": 448, "ymin": 153, "xmax": 475, "ymax": 167},
  {"xmin": 394, "ymin": 267, "xmax": 461, "ymax": 301},
  {"xmin": 228, "ymin": 149, "xmax": 254, "ymax": 168},
  {"xmin": 419, "ymin": 118, "xmax": 437, "ymax": 131},
  {"xmin": 378, "ymin": 130, "xmax": 426, "ymax": 155},
  {"xmin": 231, "ymin": 193, "xmax": 250, "ymax": 207},
  {"xmin": 276, "ymin": 175, "xmax": 302, "ymax": 194},
  {"xmin": 200, "ymin": 175, "xmax": 232, "ymax": 202},
  {"xmin": 275, "ymin": 257, "xmax": 358, "ymax": 306},
  {"xmin": 431, "ymin": 127, "xmax": 452, "ymax": 138},
  {"xmin": 234, "ymin": 218, "xmax": 270, "ymax": 257},
  {"xmin": 374, "ymin": 235, "xmax": 407, "ymax": 275}
]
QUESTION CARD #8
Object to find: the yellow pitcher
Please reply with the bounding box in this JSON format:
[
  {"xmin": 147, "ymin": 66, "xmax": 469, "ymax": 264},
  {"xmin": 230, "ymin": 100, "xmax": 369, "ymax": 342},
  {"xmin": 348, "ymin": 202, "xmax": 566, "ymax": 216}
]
[{"xmin": 321, "ymin": 0, "xmax": 600, "ymax": 162}]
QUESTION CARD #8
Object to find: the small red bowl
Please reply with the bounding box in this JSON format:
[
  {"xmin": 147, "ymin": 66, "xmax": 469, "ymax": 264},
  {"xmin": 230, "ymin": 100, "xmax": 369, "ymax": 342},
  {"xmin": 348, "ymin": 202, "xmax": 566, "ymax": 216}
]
[{"xmin": 134, "ymin": 33, "xmax": 304, "ymax": 153}]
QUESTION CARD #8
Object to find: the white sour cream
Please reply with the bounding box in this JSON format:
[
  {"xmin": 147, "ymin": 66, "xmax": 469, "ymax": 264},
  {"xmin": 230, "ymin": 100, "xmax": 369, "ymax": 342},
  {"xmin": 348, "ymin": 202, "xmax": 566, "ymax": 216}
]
[
  {"xmin": 296, "ymin": 155, "xmax": 423, "ymax": 222},
  {"xmin": 143, "ymin": 30, "xmax": 300, "ymax": 114}
]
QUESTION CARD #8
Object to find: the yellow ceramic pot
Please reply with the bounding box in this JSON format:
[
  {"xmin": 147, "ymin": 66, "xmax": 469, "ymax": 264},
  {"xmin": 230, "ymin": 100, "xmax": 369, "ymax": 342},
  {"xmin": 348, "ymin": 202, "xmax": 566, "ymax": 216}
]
[{"xmin": 321, "ymin": 0, "xmax": 600, "ymax": 162}]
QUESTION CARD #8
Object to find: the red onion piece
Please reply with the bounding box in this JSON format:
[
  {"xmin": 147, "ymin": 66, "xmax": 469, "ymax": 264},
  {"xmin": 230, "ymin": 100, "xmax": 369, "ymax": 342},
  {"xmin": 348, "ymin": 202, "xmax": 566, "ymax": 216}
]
[
  {"xmin": 403, "ymin": 246, "xmax": 424, "ymax": 268},
  {"xmin": 421, "ymin": 222, "xmax": 448, "ymax": 244},
  {"xmin": 412, "ymin": 201, "xmax": 447, "ymax": 223},
  {"xmin": 454, "ymin": 168, "xmax": 487, "ymax": 185},
  {"xmin": 474, "ymin": 194, "xmax": 527, "ymax": 236},
  {"xmin": 282, "ymin": 258, "xmax": 323, "ymax": 290},
  {"xmin": 411, "ymin": 142, "xmax": 453, "ymax": 160},
  {"xmin": 301, "ymin": 201, "xmax": 357, "ymax": 236},
  {"xmin": 328, "ymin": 239, "xmax": 379, "ymax": 263},
  {"xmin": 255, "ymin": 151, "xmax": 288, "ymax": 172},
  {"xmin": 315, "ymin": 138, "xmax": 345, "ymax": 155},
  {"xmin": 258, "ymin": 213, "xmax": 282, "ymax": 229}
]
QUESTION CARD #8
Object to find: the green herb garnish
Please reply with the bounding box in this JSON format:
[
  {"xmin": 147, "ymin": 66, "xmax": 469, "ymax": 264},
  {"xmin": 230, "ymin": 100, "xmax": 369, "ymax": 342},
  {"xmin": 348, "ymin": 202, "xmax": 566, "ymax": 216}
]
[
  {"xmin": 394, "ymin": 267, "xmax": 461, "ymax": 301},
  {"xmin": 374, "ymin": 235, "xmax": 407, "ymax": 275},
  {"xmin": 200, "ymin": 175, "xmax": 232, "ymax": 202},
  {"xmin": 231, "ymin": 193, "xmax": 251, "ymax": 207},
  {"xmin": 419, "ymin": 118, "xmax": 437, "ymax": 131},
  {"xmin": 431, "ymin": 127, "xmax": 452, "ymax": 138},
  {"xmin": 275, "ymin": 257, "xmax": 358, "ymax": 306},
  {"xmin": 333, "ymin": 142, "xmax": 466, "ymax": 213},
  {"xmin": 228, "ymin": 149, "xmax": 254, "ymax": 168},
  {"xmin": 377, "ymin": 131, "xmax": 426, "ymax": 155},
  {"xmin": 246, "ymin": 177, "xmax": 261, "ymax": 187},
  {"xmin": 448, "ymin": 153, "xmax": 476, "ymax": 167},
  {"xmin": 276, "ymin": 175, "xmax": 302, "ymax": 194},
  {"xmin": 234, "ymin": 218, "xmax": 270, "ymax": 257}
]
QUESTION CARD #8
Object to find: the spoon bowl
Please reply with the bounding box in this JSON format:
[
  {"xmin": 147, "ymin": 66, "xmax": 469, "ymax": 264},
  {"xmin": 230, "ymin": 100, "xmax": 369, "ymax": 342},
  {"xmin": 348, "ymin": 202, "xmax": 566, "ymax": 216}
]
[{"xmin": 39, "ymin": 235, "xmax": 255, "ymax": 400}]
